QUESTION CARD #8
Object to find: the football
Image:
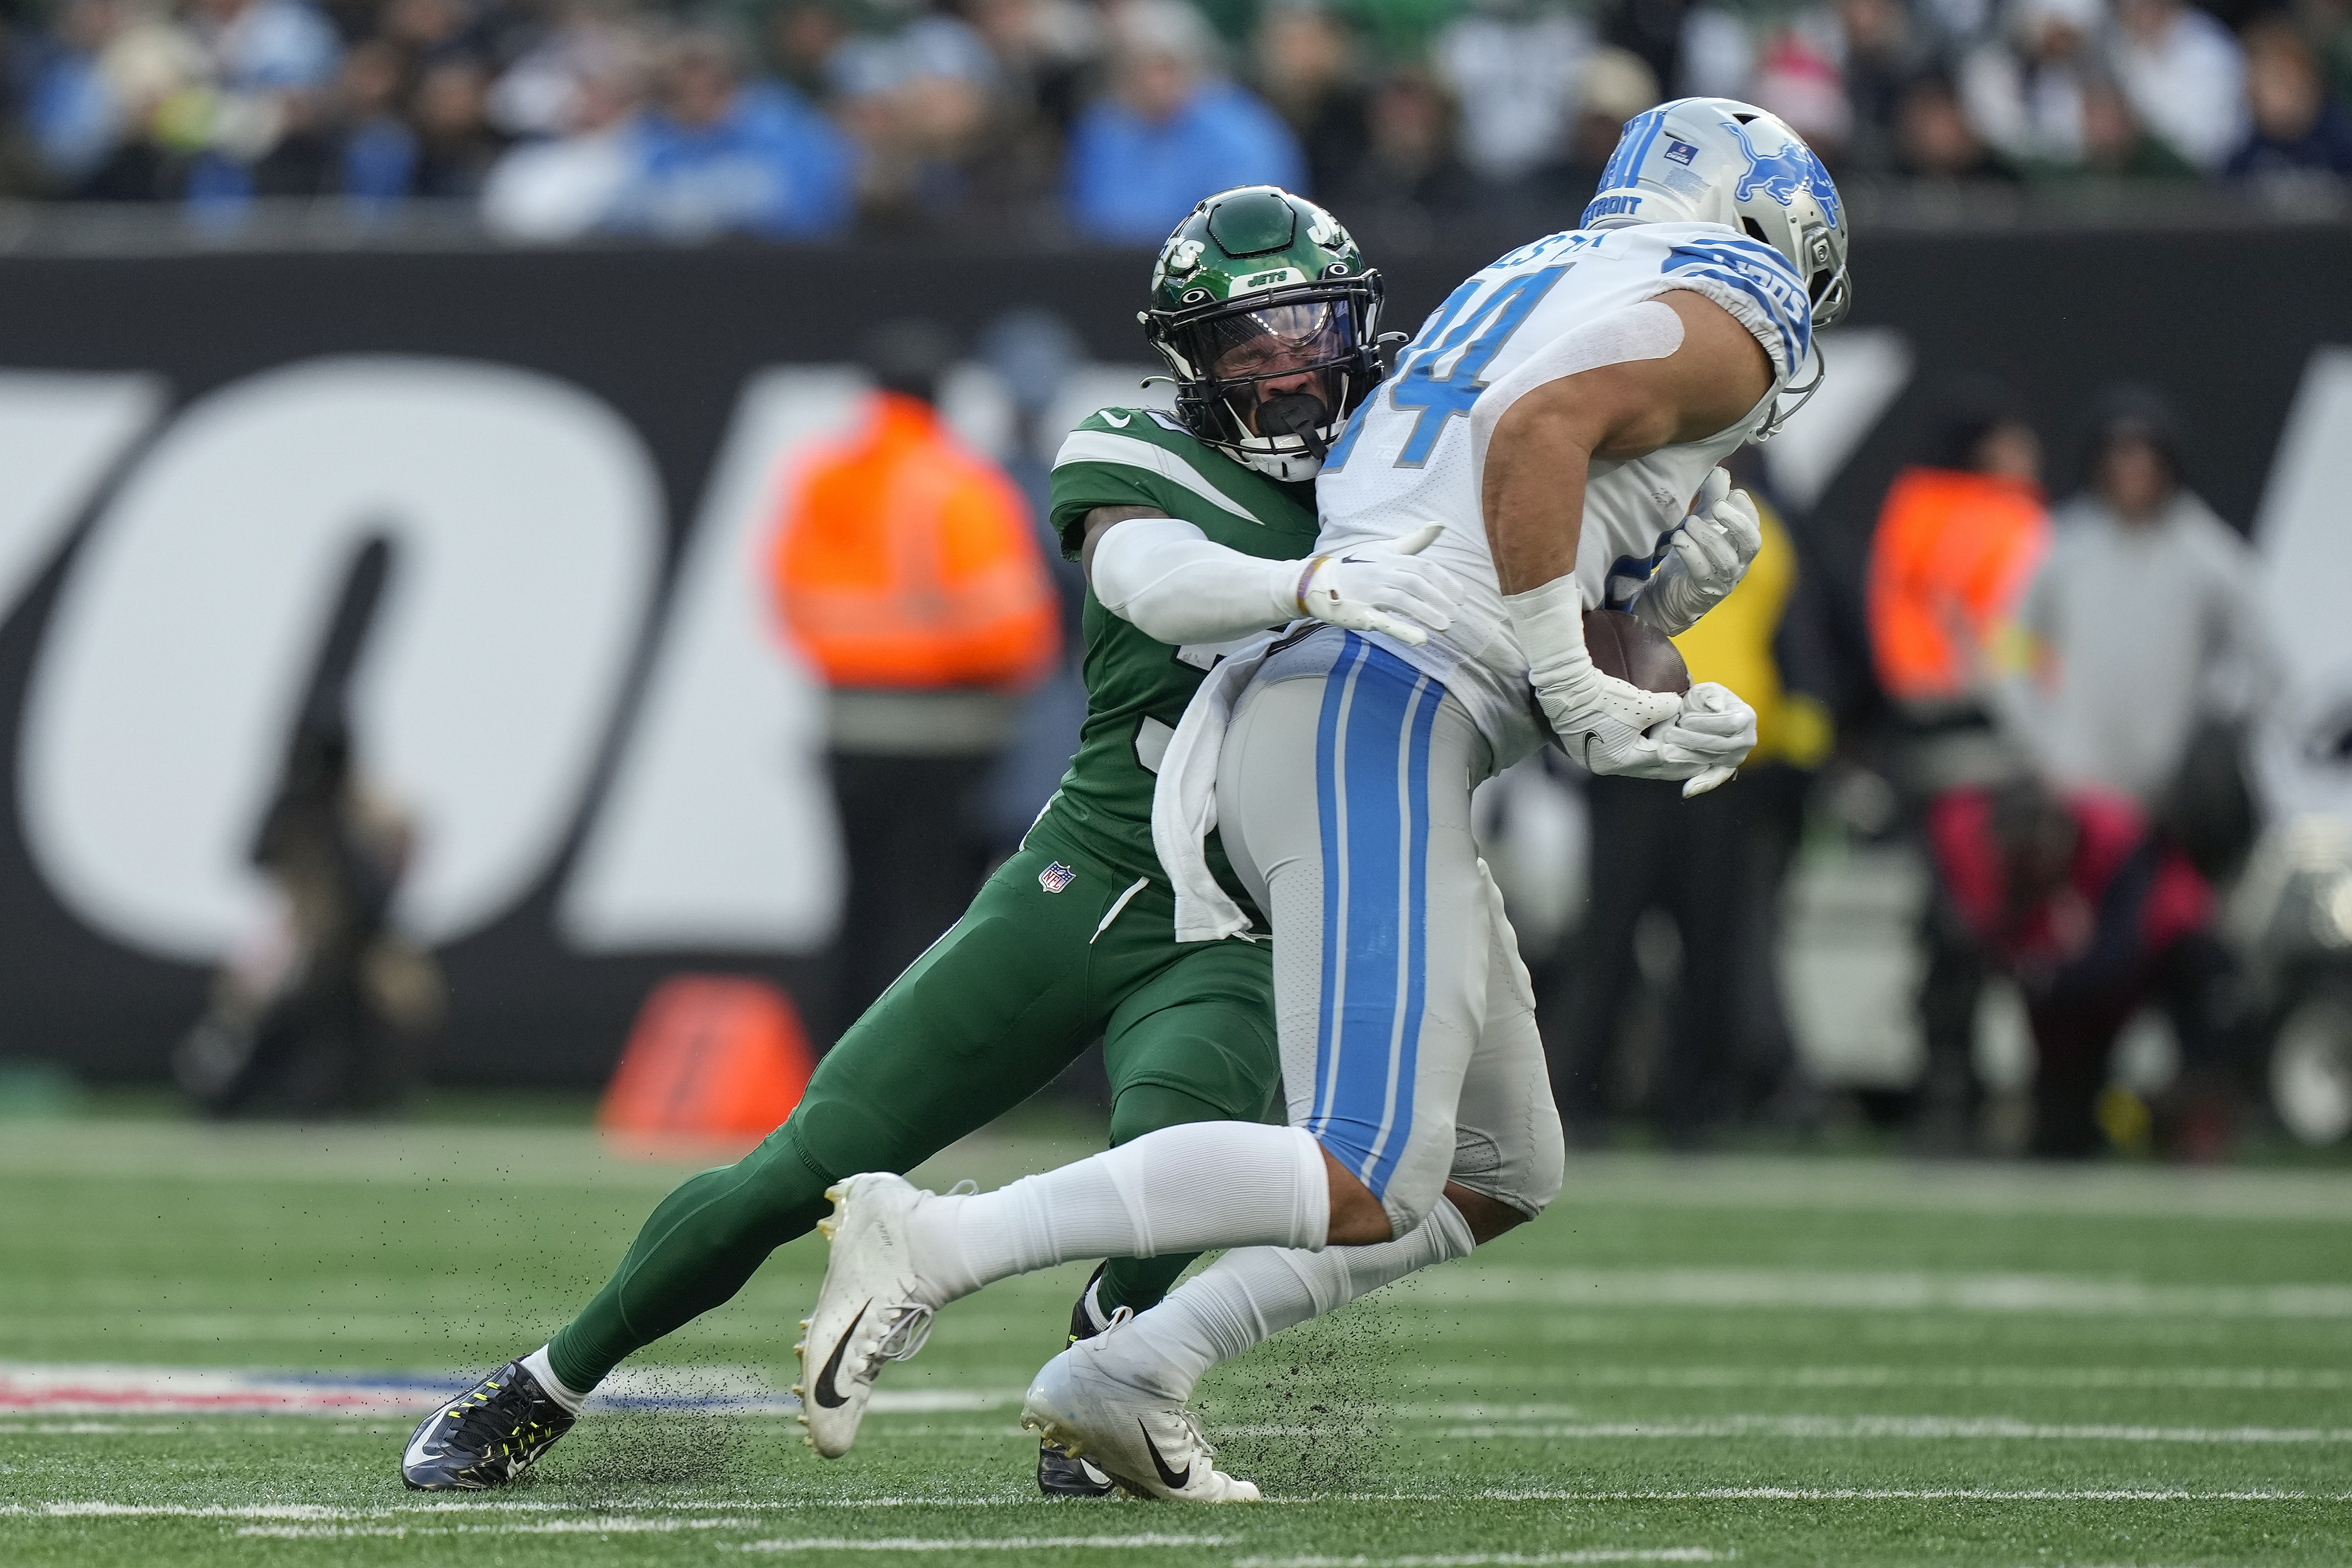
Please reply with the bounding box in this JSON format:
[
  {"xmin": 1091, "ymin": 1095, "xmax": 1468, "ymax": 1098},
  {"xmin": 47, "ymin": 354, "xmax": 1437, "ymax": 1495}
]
[{"xmin": 1584, "ymin": 606, "xmax": 1691, "ymax": 695}]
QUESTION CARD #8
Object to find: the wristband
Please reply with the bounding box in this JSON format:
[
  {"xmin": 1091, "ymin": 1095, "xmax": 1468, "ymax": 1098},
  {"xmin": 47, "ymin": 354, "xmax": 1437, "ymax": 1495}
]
[{"xmin": 1293, "ymin": 556, "xmax": 1332, "ymax": 616}]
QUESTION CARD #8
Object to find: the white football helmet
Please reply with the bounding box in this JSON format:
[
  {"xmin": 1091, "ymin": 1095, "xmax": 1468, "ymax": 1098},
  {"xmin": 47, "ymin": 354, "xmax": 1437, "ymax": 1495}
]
[{"xmin": 1580, "ymin": 97, "xmax": 1850, "ymax": 330}]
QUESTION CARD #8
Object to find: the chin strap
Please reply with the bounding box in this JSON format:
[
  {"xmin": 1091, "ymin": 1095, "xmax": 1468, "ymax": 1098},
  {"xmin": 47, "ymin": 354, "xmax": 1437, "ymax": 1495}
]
[
  {"xmin": 1256, "ymin": 392, "xmax": 1333, "ymax": 460},
  {"xmin": 1752, "ymin": 335, "xmax": 1827, "ymax": 445}
]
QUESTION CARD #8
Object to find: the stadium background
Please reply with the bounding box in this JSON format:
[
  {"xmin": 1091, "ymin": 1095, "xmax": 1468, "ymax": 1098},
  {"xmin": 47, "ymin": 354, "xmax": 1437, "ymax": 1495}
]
[
  {"xmin": 3, "ymin": 70, "xmax": 2352, "ymax": 1553},
  {"xmin": 0, "ymin": 224, "xmax": 2345, "ymax": 1090}
]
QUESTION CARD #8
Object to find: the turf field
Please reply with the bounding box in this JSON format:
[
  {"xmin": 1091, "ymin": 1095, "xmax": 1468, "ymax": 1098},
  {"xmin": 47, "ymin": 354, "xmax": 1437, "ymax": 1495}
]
[{"xmin": 3, "ymin": 1109, "xmax": 2350, "ymax": 1568}]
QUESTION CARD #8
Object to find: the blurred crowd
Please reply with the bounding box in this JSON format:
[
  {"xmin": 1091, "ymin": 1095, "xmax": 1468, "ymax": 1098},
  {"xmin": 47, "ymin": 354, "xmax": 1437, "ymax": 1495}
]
[{"xmin": 2, "ymin": 0, "xmax": 2349, "ymax": 238}]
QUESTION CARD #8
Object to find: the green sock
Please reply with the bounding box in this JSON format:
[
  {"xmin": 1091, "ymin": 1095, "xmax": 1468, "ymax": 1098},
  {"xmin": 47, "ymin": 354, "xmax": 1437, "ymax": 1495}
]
[
  {"xmin": 1080, "ymin": 1082, "xmax": 1246, "ymax": 1324},
  {"xmin": 1093, "ymin": 1250, "xmax": 1200, "ymax": 1320},
  {"xmin": 546, "ymin": 1126, "xmax": 833, "ymax": 1393}
]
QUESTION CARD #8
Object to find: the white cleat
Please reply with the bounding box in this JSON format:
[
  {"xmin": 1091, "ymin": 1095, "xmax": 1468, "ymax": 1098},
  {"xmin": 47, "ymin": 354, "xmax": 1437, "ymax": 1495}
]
[
  {"xmin": 1019, "ymin": 1320, "xmax": 1261, "ymax": 1503},
  {"xmin": 795, "ymin": 1173, "xmax": 940, "ymax": 1459}
]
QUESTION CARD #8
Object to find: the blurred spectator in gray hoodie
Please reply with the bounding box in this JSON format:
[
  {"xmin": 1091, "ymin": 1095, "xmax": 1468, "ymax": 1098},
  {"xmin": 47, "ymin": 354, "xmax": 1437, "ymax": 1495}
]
[{"xmin": 2003, "ymin": 386, "xmax": 2275, "ymax": 868}]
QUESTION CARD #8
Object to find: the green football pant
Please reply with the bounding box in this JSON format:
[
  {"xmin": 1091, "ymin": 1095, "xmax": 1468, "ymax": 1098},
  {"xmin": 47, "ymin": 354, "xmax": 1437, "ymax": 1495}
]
[{"xmin": 547, "ymin": 838, "xmax": 1282, "ymax": 1393}]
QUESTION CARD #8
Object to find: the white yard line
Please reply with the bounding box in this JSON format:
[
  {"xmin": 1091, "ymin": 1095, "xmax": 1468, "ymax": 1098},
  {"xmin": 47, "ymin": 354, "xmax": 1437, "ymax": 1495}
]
[
  {"xmin": 1235, "ymin": 1554, "xmax": 1724, "ymax": 1568},
  {"xmin": 1466, "ymin": 1488, "xmax": 2344, "ymax": 1502},
  {"xmin": 8, "ymin": 1488, "xmax": 2341, "ymax": 1522},
  {"xmin": 1418, "ymin": 1364, "xmax": 2352, "ymax": 1394},
  {"xmin": 15, "ymin": 1503, "xmax": 351, "ymax": 1518},
  {"xmin": 736, "ymin": 1536, "xmax": 1226, "ymax": 1553},
  {"xmin": 1404, "ymin": 1268, "xmax": 2352, "ymax": 1318},
  {"xmin": 1438, "ymin": 1415, "xmax": 2352, "ymax": 1443}
]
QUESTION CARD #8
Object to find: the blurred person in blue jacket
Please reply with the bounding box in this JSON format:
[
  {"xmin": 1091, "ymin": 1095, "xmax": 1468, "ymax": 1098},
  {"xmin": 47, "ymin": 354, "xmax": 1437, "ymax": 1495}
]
[
  {"xmin": 608, "ymin": 21, "xmax": 854, "ymax": 240},
  {"xmin": 2226, "ymin": 17, "xmax": 2352, "ymax": 181},
  {"xmin": 23, "ymin": 0, "xmax": 134, "ymax": 189},
  {"xmin": 1063, "ymin": 0, "xmax": 1303, "ymax": 243},
  {"xmin": 180, "ymin": 0, "xmax": 342, "ymax": 209}
]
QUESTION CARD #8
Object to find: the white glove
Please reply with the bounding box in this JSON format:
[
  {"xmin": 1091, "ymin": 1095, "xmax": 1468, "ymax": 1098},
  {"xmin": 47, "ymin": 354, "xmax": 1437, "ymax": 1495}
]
[
  {"xmin": 1507, "ymin": 574, "xmax": 1688, "ymax": 777},
  {"xmin": 1093, "ymin": 517, "xmax": 1465, "ymax": 647},
  {"xmin": 1296, "ymin": 522, "xmax": 1466, "ymax": 647},
  {"xmin": 1630, "ymin": 468, "xmax": 1763, "ymax": 637},
  {"xmin": 1655, "ymin": 681, "xmax": 1758, "ymax": 797}
]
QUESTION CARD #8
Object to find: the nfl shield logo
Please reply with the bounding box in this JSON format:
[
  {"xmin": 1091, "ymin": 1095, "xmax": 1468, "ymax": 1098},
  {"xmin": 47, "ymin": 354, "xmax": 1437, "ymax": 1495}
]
[
  {"xmin": 1665, "ymin": 138, "xmax": 1699, "ymax": 165},
  {"xmin": 1038, "ymin": 862, "xmax": 1076, "ymax": 894}
]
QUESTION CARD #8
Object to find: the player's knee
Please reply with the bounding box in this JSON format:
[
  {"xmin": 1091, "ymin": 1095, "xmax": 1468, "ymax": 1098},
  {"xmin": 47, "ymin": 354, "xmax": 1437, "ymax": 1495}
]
[
  {"xmin": 1318, "ymin": 1107, "xmax": 1462, "ymax": 1238},
  {"xmin": 1448, "ymin": 1109, "xmax": 1565, "ymax": 1221},
  {"xmin": 1377, "ymin": 1170, "xmax": 1449, "ymax": 1238},
  {"xmin": 1107, "ymin": 1083, "xmax": 1230, "ymax": 1148}
]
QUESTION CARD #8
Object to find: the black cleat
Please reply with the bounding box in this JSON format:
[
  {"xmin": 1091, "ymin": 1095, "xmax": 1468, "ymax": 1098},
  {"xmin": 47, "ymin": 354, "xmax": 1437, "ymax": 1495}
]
[
  {"xmin": 1038, "ymin": 1265, "xmax": 1117, "ymax": 1499},
  {"xmin": 1038, "ymin": 1437, "xmax": 1118, "ymax": 1497},
  {"xmin": 401, "ymin": 1360, "xmax": 577, "ymax": 1490}
]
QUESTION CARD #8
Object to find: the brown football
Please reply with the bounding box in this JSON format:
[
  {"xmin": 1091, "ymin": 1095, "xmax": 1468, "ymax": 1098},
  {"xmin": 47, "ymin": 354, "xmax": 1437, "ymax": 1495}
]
[{"xmin": 1583, "ymin": 607, "xmax": 1691, "ymax": 695}]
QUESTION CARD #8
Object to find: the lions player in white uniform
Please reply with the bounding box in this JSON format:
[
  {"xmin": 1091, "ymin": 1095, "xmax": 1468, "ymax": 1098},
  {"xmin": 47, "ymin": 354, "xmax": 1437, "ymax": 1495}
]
[{"xmin": 792, "ymin": 99, "xmax": 1849, "ymax": 1500}]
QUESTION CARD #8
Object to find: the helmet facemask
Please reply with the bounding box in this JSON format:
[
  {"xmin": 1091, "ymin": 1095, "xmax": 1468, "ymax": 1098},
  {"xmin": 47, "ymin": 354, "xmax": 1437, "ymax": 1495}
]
[
  {"xmin": 1798, "ymin": 220, "xmax": 1850, "ymax": 329},
  {"xmin": 1154, "ymin": 286, "xmax": 1379, "ymax": 482}
]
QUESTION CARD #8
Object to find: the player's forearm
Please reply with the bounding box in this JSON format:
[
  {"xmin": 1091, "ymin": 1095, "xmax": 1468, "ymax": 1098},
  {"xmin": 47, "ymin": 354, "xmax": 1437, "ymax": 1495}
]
[
  {"xmin": 1088, "ymin": 516, "xmax": 1298, "ymax": 644},
  {"xmin": 1481, "ymin": 407, "xmax": 1595, "ymax": 598}
]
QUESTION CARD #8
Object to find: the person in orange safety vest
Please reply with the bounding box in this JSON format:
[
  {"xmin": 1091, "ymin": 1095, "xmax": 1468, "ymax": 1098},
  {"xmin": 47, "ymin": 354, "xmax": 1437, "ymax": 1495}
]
[
  {"xmin": 770, "ymin": 319, "xmax": 1060, "ymax": 1042},
  {"xmin": 1863, "ymin": 382, "xmax": 2051, "ymax": 1152}
]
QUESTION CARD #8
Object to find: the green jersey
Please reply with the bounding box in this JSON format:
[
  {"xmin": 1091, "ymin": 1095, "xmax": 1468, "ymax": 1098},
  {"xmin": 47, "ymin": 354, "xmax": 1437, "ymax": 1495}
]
[{"xmin": 1028, "ymin": 407, "xmax": 1319, "ymax": 891}]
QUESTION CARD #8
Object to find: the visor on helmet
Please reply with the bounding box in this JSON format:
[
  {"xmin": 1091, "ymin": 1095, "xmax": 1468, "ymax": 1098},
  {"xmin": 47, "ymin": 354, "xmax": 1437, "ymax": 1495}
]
[
  {"xmin": 1148, "ymin": 254, "xmax": 1385, "ymax": 482},
  {"xmin": 1174, "ymin": 297, "xmax": 1359, "ymax": 447}
]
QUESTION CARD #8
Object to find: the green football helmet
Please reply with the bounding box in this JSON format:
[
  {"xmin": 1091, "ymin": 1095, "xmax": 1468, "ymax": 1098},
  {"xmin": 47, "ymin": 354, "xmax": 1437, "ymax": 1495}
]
[{"xmin": 1142, "ymin": 186, "xmax": 1386, "ymax": 483}]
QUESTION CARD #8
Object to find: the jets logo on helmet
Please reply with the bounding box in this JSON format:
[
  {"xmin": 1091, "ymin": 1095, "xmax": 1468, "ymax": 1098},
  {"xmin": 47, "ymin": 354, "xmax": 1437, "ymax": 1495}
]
[
  {"xmin": 1580, "ymin": 98, "xmax": 1850, "ymax": 331},
  {"xmin": 1141, "ymin": 186, "xmax": 1387, "ymax": 484},
  {"xmin": 1156, "ymin": 238, "xmax": 1206, "ymax": 286}
]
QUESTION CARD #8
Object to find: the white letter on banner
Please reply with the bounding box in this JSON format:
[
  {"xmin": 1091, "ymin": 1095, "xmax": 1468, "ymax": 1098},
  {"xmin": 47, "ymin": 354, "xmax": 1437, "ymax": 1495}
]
[
  {"xmin": 0, "ymin": 371, "xmax": 165, "ymax": 615},
  {"xmin": 2253, "ymin": 345, "xmax": 2352, "ymax": 824},
  {"xmin": 556, "ymin": 367, "xmax": 861, "ymax": 952},
  {"xmin": 19, "ymin": 356, "xmax": 662, "ymax": 959},
  {"xmin": 1757, "ymin": 326, "xmax": 1913, "ymax": 513}
]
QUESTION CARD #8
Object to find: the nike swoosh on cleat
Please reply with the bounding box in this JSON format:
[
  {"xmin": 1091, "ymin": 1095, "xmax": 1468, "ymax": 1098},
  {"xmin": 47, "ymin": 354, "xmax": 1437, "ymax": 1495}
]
[
  {"xmin": 813, "ymin": 1301, "xmax": 870, "ymax": 1409},
  {"xmin": 1139, "ymin": 1420, "xmax": 1191, "ymax": 1490}
]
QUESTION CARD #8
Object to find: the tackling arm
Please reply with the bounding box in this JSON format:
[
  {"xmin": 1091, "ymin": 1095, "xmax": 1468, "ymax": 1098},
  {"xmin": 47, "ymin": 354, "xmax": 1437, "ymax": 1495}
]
[
  {"xmin": 1478, "ymin": 290, "xmax": 1774, "ymax": 792},
  {"xmin": 1080, "ymin": 506, "xmax": 1465, "ymax": 649}
]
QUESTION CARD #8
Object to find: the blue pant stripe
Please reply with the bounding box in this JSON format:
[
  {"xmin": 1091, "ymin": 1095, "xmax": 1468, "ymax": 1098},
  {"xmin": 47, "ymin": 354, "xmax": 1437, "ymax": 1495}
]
[
  {"xmin": 1311, "ymin": 635, "xmax": 1370, "ymax": 1136},
  {"xmin": 1364, "ymin": 673, "xmax": 1440, "ymax": 1196},
  {"xmin": 1306, "ymin": 635, "xmax": 1439, "ymax": 1202},
  {"xmin": 1330, "ymin": 653, "xmax": 1403, "ymax": 1178}
]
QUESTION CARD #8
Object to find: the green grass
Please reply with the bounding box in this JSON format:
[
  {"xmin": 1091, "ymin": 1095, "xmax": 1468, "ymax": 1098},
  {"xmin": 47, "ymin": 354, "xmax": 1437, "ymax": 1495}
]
[{"xmin": 4, "ymin": 1109, "xmax": 2351, "ymax": 1567}]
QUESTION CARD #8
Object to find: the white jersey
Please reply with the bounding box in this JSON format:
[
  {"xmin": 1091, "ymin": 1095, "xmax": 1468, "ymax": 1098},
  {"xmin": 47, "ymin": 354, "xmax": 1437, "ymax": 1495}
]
[{"xmin": 1315, "ymin": 220, "xmax": 1814, "ymax": 769}]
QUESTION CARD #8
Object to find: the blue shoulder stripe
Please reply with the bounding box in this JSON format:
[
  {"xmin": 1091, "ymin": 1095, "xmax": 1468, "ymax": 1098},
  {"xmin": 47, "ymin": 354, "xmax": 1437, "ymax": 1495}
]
[{"xmin": 1660, "ymin": 239, "xmax": 1813, "ymax": 372}]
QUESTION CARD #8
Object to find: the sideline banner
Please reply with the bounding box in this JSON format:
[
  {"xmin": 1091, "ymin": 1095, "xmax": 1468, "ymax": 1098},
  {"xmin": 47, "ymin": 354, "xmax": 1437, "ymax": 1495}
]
[{"xmin": 0, "ymin": 230, "xmax": 2344, "ymax": 1082}]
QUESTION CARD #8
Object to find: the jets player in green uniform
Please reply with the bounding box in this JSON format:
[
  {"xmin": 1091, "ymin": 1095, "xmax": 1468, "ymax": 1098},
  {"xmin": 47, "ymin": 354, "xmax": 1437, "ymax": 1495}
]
[{"xmin": 399, "ymin": 185, "xmax": 1464, "ymax": 1497}]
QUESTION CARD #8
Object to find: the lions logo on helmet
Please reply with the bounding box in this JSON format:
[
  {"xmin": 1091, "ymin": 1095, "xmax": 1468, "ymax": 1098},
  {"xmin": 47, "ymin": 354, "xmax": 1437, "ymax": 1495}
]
[
  {"xmin": 1141, "ymin": 187, "xmax": 1387, "ymax": 483},
  {"xmin": 1581, "ymin": 98, "xmax": 1850, "ymax": 329}
]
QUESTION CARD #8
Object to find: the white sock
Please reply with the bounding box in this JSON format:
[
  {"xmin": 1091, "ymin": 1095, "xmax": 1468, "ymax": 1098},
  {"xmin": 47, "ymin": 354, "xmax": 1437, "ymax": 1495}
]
[
  {"xmin": 911, "ymin": 1122, "xmax": 1329, "ymax": 1301},
  {"xmin": 520, "ymin": 1345, "xmax": 588, "ymax": 1414},
  {"xmin": 1099, "ymin": 1196, "xmax": 1477, "ymax": 1399}
]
